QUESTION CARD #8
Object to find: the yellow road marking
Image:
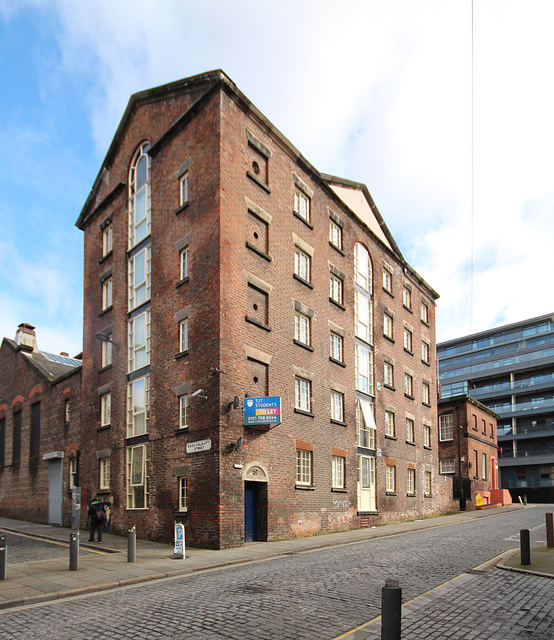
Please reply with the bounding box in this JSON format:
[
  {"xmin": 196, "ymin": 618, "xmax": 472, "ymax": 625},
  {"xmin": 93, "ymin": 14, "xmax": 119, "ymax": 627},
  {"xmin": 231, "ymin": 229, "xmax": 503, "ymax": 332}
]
[{"xmin": 331, "ymin": 550, "xmax": 518, "ymax": 640}]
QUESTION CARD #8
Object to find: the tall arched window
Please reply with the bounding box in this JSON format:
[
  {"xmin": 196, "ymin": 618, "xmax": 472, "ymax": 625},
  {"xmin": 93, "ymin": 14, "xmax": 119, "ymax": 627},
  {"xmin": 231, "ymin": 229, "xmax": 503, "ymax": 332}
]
[
  {"xmin": 129, "ymin": 142, "xmax": 151, "ymax": 248},
  {"xmin": 354, "ymin": 243, "xmax": 372, "ymax": 293}
]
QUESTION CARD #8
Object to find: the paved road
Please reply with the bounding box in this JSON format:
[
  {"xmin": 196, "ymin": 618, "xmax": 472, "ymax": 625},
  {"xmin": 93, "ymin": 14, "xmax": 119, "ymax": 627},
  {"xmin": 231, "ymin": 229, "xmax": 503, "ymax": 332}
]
[{"xmin": 0, "ymin": 506, "xmax": 553, "ymax": 640}]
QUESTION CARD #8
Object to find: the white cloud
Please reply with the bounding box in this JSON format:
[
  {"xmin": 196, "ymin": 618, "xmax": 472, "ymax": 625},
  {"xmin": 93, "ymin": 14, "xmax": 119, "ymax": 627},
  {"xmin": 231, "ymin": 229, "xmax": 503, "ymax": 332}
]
[{"xmin": 1, "ymin": 0, "xmax": 553, "ymax": 350}]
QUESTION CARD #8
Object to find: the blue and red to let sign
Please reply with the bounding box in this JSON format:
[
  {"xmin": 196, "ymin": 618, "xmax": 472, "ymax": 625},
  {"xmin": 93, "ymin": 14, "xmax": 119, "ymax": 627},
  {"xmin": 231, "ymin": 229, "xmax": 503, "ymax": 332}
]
[{"xmin": 243, "ymin": 396, "xmax": 281, "ymax": 426}]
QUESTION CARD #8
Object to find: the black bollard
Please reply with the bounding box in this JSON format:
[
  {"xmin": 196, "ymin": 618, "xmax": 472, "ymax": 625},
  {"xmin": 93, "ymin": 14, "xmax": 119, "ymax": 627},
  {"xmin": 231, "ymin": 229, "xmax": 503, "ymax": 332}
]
[
  {"xmin": 128, "ymin": 526, "xmax": 136, "ymax": 563},
  {"xmin": 520, "ymin": 529, "xmax": 531, "ymax": 566},
  {"xmin": 0, "ymin": 535, "xmax": 6, "ymax": 580},
  {"xmin": 381, "ymin": 578, "xmax": 401, "ymax": 640},
  {"xmin": 69, "ymin": 531, "xmax": 79, "ymax": 571},
  {"xmin": 546, "ymin": 513, "xmax": 554, "ymax": 549}
]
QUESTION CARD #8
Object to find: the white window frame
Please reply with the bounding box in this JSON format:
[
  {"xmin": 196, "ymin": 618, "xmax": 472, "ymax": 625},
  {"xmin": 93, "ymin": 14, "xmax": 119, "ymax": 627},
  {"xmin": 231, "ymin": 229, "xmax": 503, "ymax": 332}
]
[
  {"xmin": 331, "ymin": 391, "xmax": 344, "ymax": 422},
  {"xmin": 180, "ymin": 172, "xmax": 189, "ymax": 207},
  {"xmin": 422, "ymin": 381, "xmax": 430, "ymax": 405},
  {"xmin": 295, "ymin": 377, "xmax": 311, "ymax": 412},
  {"xmin": 354, "ymin": 243, "xmax": 372, "ymax": 293},
  {"xmin": 126, "ymin": 444, "xmax": 148, "ymax": 509},
  {"xmin": 102, "ymin": 277, "xmax": 112, "ymax": 311},
  {"xmin": 386, "ymin": 465, "xmax": 396, "ymax": 493},
  {"xmin": 385, "ymin": 410, "xmax": 395, "ymax": 437},
  {"xmin": 383, "ymin": 267, "xmax": 392, "ymax": 293},
  {"xmin": 403, "ymin": 327, "xmax": 412, "ymax": 352},
  {"xmin": 178, "ymin": 476, "xmax": 188, "ymax": 512},
  {"xmin": 330, "ymin": 274, "xmax": 343, "ymax": 305},
  {"xmin": 406, "ymin": 417, "xmax": 415, "ymax": 443},
  {"xmin": 180, "ymin": 248, "xmax": 189, "ymax": 281},
  {"xmin": 357, "ymin": 399, "xmax": 376, "ymax": 449},
  {"xmin": 384, "ymin": 313, "xmax": 393, "ymax": 339},
  {"xmin": 384, "ymin": 362, "xmax": 394, "ymax": 387},
  {"xmin": 101, "ymin": 392, "xmax": 111, "ymax": 427},
  {"xmin": 101, "ymin": 340, "xmax": 112, "ymax": 368},
  {"xmin": 424, "ymin": 424, "xmax": 431, "ymax": 448},
  {"xmin": 128, "ymin": 142, "xmax": 151, "ymax": 249},
  {"xmin": 295, "ymin": 312, "xmax": 310, "ymax": 346},
  {"xmin": 100, "ymin": 457, "xmax": 110, "ymax": 490},
  {"xmin": 332, "ymin": 456, "xmax": 345, "ymax": 489},
  {"xmin": 128, "ymin": 246, "xmax": 151, "ymax": 311},
  {"xmin": 422, "ymin": 340, "xmax": 430, "ymax": 364},
  {"xmin": 329, "ymin": 219, "xmax": 342, "ymax": 250},
  {"xmin": 404, "ymin": 373, "xmax": 414, "ymax": 397},
  {"xmin": 421, "ymin": 300, "xmax": 429, "ymax": 324},
  {"xmin": 128, "ymin": 310, "xmax": 151, "ymax": 372},
  {"xmin": 403, "ymin": 286, "xmax": 412, "ymax": 310},
  {"xmin": 439, "ymin": 414, "xmax": 454, "ymax": 441},
  {"xmin": 294, "ymin": 189, "xmax": 310, "ymax": 223},
  {"xmin": 355, "ymin": 291, "xmax": 372, "ymax": 344},
  {"xmin": 180, "ymin": 318, "xmax": 189, "ymax": 353},
  {"xmin": 294, "ymin": 247, "xmax": 310, "ymax": 282},
  {"xmin": 69, "ymin": 458, "xmax": 78, "ymax": 490},
  {"xmin": 127, "ymin": 376, "xmax": 150, "ymax": 437},
  {"xmin": 64, "ymin": 399, "xmax": 71, "ymax": 423},
  {"xmin": 425, "ymin": 470, "xmax": 432, "ymax": 495},
  {"xmin": 440, "ymin": 458, "xmax": 455, "ymax": 475},
  {"xmin": 407, "ymin": 468, "xmax": 416, "ymax": 495},
  {"xmin": 179, "ymin": 394, "xmax": 189, "ymax": 429},
  {"xmin": 355, "ymin": 344, "xmax": 373, "ymax": 395},
  {"xmin": 330, "ymin": 332, "xmax": 343, "ymax": 362},
  {"xmin": 296, "ymin": 449, "xmax": 312, "ymax": 486},
  {"xmin": 482, "ymin": 453, "xmax": 487, "ymax": 480},
  {"xmin": 102, "ymin": 223, "xmax": 112, "ymax": 257}
]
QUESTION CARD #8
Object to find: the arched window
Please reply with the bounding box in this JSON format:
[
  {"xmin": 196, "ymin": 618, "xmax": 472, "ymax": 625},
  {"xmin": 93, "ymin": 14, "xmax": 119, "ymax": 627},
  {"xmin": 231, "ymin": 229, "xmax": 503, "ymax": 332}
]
[
  {"xmin": 354, "ymin": 243, "xmax": 372, "ymax": 293},
  {"xmin": 129, "ymin": 142, "xmax": 151, "ymax": 248}
]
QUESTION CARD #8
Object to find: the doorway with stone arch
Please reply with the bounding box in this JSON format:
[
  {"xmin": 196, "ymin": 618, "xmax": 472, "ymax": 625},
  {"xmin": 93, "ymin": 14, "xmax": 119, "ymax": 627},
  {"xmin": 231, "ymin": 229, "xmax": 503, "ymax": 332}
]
[{"xmin": 243, "ymin": 462, "xmax": 269, "ymax": 542}]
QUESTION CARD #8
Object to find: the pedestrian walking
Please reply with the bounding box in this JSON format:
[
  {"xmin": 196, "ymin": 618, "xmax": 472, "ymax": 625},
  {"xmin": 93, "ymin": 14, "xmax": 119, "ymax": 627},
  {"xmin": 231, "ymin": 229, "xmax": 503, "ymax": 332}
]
[{"xmin": 88, "ymin": 498, "xmax": 106, "ymax": 543}]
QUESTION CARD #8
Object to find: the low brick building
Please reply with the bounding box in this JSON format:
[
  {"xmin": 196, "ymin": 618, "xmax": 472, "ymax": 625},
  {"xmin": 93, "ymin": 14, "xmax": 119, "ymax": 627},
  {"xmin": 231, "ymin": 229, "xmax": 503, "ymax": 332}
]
[
  {"xmin": 438, "ymin": 395, "xmax": 499, "ymax": 509},
  {"xmin": 0, "ymin": 324, "xmax": 81, "ymax": 526},
  {"xmin": 70, "ymin": 70, "xmax": 442, "ymax": 548}
]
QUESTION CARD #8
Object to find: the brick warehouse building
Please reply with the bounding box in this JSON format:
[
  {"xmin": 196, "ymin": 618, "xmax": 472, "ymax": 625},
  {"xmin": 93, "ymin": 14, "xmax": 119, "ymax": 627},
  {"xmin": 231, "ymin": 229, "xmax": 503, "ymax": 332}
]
[
  {"xmin": 438, "ymin": 395, "xmax": 500, "ymax": 510},
  {"xmin": 0, "ymin": 324, "xmax": 81, "ymax": 526},
  {"xmin": 75, "ymin": 70, "xmax": 443, "ymax": 548}
]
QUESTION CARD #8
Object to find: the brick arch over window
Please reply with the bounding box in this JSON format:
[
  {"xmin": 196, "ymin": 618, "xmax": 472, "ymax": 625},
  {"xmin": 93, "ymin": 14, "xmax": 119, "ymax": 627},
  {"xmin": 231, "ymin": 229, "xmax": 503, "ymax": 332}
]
[
  {"xmin": 128, "ymin": 141, "xmax": 151, "ymax": 249},
  {"xmin": 29, "ymin": 385, "xmax": 44, "ymax": 399},
  {"xmin": 354, "ymin": 243, "xmax": 372, "ymax": 294}
]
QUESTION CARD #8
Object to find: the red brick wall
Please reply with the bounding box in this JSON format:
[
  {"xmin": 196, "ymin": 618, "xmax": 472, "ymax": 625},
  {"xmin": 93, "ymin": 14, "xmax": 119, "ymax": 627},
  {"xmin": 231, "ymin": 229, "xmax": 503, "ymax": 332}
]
[{"xmin": 0, "ymin": 341, "xmax": 81, "ymax": 526}]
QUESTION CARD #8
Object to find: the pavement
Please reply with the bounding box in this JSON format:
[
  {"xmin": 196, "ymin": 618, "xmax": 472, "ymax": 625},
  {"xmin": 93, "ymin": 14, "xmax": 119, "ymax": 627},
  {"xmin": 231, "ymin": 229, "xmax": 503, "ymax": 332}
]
[{"xmin": 0, "ymin": 504, "xmax": 551, "ymax": 621}]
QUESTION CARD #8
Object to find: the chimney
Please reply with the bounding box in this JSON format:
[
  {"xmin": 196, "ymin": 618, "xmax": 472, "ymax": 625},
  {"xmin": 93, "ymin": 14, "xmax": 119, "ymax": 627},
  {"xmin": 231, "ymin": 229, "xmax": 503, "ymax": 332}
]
[
  {"xmin": 15, "ymin": 323, "xmax": 38, "ymax": 351},
  {"xmin": 60, "ymin": 352, "xmax": 69, "ymax": 357}
]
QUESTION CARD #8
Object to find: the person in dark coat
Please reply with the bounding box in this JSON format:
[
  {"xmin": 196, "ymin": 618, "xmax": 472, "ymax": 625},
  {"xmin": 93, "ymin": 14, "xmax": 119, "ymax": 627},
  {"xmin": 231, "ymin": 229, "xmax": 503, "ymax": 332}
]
[{"xmin": 88, "ymin": 498, "xmax": 106, "ymax": 543}]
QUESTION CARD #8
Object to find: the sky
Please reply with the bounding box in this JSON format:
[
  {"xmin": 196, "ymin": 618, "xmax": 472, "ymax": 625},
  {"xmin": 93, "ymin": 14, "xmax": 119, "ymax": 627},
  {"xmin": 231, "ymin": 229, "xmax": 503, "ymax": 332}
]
[{"xmin": 0, "ymin": 0, "xmax": 553, "ymax": 358}]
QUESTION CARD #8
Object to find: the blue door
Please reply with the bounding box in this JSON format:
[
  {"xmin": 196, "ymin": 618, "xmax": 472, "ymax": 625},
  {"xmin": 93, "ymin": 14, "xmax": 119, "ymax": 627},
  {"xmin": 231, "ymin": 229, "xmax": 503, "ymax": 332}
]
[{"xmin": 244, "ymin": 482, "xmax": 258, "ymax": 542}]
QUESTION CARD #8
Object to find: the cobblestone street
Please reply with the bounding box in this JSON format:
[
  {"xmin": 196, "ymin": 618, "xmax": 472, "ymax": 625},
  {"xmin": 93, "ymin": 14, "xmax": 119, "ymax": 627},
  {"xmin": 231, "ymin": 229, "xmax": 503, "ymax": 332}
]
[{"xmin": 0, "ymin": 506, "xmax": 552, "ymax": 639}]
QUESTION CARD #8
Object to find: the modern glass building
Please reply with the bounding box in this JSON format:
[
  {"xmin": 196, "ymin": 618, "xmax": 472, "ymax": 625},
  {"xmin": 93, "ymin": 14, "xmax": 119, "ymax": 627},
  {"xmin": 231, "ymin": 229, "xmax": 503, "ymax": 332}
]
[{"xmin": 438, "ymin": 313, "xmax": 554, "ymax": 502}]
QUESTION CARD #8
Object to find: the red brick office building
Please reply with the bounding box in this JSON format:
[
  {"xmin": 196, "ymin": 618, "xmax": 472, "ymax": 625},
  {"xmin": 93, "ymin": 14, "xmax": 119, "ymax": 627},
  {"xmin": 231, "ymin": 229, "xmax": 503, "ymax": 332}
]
[
  {"xmin": 75, "ymin": 70, "xmax": 440, "ymax": 547},
  {"xmin": 0, "ymin": 324, "xmax": 81, "ymax": 527}
]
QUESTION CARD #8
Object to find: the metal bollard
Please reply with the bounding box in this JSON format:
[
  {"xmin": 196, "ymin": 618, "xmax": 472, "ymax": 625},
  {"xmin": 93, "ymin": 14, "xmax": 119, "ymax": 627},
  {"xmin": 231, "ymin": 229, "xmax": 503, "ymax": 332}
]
[
  {"xmin": 128, "ymin": 526, "xmax": 136, "ymax": 563},
  {"xmin": 546, "ymin": 513, "xmax": 554, "ymax": 549},
  {"xmin": 69, "ymin": 531, "xmax": 79, "ymax": 571},
  {"xmin": 381, "ymin": 578, "xmax": 401, "ymax": 640},
  {"xmin": 520, "ymin": 529, "xmax": 531, "ymax": 566},
  {"xmin": 0, "ymin": 535, "xmax": 6, "ymax": 580}
]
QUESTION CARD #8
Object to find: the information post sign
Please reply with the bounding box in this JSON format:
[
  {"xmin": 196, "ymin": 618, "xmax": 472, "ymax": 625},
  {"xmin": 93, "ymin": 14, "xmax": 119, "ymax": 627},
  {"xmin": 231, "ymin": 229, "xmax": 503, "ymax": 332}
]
[
  {"xmin": 171, "ymin": 523, "xmax": 185, "ymax": 559},
  {"xmin": 71, "ymin": 486, "xmax": 81, "ymax": 531},
  {"xmin": 243, "ymin": 396, "xmax": 281, "ymax": 427}
]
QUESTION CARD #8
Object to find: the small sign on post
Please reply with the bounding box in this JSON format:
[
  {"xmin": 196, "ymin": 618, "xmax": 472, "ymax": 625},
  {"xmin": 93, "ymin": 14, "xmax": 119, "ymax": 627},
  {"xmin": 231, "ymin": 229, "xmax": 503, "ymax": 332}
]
[
  {"xmin": 171, "ymin": 523, "xmax": 185, "ymax": 559},
  {"xmin": 71, "ymin": 486, "xmax": 81, "ymax": 531}
]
